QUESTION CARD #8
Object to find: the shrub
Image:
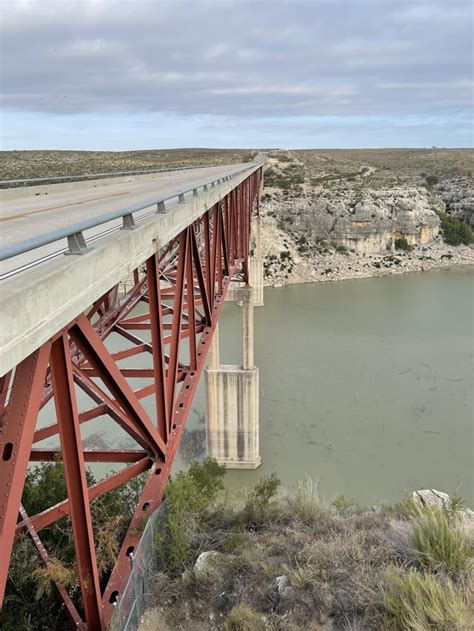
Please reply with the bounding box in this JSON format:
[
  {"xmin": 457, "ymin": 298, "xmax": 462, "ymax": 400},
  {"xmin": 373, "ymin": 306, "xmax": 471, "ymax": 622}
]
[
  {"xmin": 412, "ymin": 509, "xmax": 473, "ymax": 578},
  {"xmin": 242, "ymin": 473, "xmax": 280, "ymax": 525},
  {"xmin": 435, "ymin": 211, "xmax": 474, "ymax": 246},
  {"xmin": 425, "ymin": 174, "xmax": 439, "ymax": 187},
  {"xmin": 224, "ymin": 604, "xmax": 265, "ymax": 630},
  {"xmin": 394, "ymin": 237, "xmax": 413, "ymax": 251},
  {"xmin": 332, "ymin": 494, "xmax": 359, "ymax": 514},
  {"xmin": 264, "ymin": 166, "xmax": 304, "ymax": 189},
  {"xmin": 156, "ymin": 458, "xmax": 225, "ymax": 571},
  {"xmin": 1, "ymin": 461, "xmax": 143, "ymax": 631},
  {"xmin": 335, "ymin": 243, "xmax": 349, "ymax": 254},
  {"xmin": 382, "ymin": 569, "xmax": 470, "ymax": 630}
]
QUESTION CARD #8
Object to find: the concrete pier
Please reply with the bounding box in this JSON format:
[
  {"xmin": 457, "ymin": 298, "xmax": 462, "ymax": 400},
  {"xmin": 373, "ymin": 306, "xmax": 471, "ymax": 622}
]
[
  {"xmin": 205, "ymin": 288, "xmax": 261, "ymax": 469},
  {"xmin": 250, "ymin": 216, "xmax": 264, "ymax": 307}
]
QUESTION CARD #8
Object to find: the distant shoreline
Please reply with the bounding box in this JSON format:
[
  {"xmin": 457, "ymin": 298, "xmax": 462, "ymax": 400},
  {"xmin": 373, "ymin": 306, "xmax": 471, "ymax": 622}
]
[{"xmin": 265, "ymin": 256, "xmax": 474, "ymax": 288}]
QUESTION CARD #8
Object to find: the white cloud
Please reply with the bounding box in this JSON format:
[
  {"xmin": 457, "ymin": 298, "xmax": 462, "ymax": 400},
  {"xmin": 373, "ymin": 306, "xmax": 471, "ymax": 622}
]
[{"xmin": 0, "ymin": 0, "xmax": 471, "ymax": 147}]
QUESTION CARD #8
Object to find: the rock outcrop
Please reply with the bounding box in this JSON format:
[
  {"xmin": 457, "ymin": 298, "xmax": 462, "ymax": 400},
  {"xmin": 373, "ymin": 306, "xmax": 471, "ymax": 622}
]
[
  {"xmin": 276, "ymin": 187, "xmax": 440, "ymax": 255},
  {"xmin": 434, "ymin": 177, "xmax": 474, "ymax": 228}
]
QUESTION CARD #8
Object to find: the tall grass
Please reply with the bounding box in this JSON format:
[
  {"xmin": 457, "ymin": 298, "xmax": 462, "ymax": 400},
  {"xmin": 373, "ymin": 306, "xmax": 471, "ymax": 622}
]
[
  {"xmin": 284, "ymin": 476, "xmax": 324, "ymax": 525},
  {"xmin": 383, "ymin": 569, "xmax": 471, "ymax": 630},
  {"xmin": 412, "ymin": 509, "xmax": 473, "ymax": 578}
]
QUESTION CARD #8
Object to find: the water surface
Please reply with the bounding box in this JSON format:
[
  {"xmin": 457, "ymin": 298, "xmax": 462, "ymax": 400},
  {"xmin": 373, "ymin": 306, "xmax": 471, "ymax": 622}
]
[
  {"xmin": 200, "ymin": 266, "xmax": 474, "ymax": 505},
  {"xmin": 35, "ymin": 266, "xmax": 474, "ymax": 506}
]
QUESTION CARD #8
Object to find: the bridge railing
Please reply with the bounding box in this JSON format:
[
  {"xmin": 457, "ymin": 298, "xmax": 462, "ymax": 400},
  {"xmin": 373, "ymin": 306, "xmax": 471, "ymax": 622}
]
[
  {"xmin": 0, "ymin": 163, "xmax": 237, "ymax": 189},
  {"xmin": 0, "ymin": 161, "xmax": 262, "ymax": 280}
]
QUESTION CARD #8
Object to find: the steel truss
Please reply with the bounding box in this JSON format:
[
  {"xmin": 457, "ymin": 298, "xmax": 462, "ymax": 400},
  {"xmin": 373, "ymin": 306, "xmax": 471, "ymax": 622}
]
[{"xmin": 0, "ymin": 168, "xmax": 262, "ymax": 629}]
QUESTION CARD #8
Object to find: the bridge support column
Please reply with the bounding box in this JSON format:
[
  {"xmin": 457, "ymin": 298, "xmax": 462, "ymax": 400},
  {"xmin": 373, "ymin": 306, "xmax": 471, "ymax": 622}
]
[
  {"xmin": 205, "ymin": 288, "xmax": 261, "ymax": 469},
  {"xmin": 249, "ymin": 216, "xmax": 264, "ymax": 307}
]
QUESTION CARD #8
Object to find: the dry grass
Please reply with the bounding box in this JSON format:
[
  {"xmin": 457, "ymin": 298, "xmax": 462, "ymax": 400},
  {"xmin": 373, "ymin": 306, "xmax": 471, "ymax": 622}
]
[
  {"xmin": 224, "ymin": 604, "xmax": 266, "ymax": 630},
  {"xmin": 0, "ymin": 148, "xmax": 257, "ymax": 180},
  {"xmin": 142, "ymin": 467, "xmax": 473, "ymax": 630},
  {"xmin": 295, "ymin": 148, "xmax": 474, "ymax": 183}
]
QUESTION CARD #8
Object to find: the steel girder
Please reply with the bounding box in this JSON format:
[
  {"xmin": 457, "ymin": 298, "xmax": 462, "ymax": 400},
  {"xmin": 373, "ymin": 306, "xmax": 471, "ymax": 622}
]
[{"xmin": 0, "ymin": 168, "xmax": 261, "ymax": 630}]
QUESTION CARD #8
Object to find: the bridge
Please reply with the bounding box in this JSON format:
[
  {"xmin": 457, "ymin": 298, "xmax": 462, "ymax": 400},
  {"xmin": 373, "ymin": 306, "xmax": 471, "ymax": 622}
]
[{"xmin": 0, "ymin": 160, "xmax": 264, "ymax": 630}]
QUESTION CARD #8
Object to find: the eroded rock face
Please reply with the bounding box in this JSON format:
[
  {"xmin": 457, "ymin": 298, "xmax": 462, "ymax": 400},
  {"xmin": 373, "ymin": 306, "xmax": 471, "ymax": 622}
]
[
  {"xmin": 434, "ymin": 178, "xmax": 474, "ymax": 228},
  {"xmin": 276, "ymin": 187, "xmax": 440, "ymax": 254}
]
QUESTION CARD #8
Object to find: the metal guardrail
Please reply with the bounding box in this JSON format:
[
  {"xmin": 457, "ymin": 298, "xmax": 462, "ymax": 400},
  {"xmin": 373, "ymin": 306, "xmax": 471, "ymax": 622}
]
[
  {"xmin": 0, "ymin": 163, "xmax": 227, "ymax": 188},
  {"xmin": 0, "ymin": 162, "xmax": 260, "ymax": 264}
]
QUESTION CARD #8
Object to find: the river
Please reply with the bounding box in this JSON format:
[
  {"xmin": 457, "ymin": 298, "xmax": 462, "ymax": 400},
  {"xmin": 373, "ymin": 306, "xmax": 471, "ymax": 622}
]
[{"xmin": 36, "ymin": 266, "xmax": 474, "ymax": 506}]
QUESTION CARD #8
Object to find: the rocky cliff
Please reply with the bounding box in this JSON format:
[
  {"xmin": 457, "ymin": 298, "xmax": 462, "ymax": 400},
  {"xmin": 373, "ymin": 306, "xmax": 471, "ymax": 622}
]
[
  {"xmin": 434, "ymin": 177, "xmax": 474, "ymax": 228},
  {"xmin": 259, "ymin": 150, "xmax": 474, "ymax": 285},
  {"xmin": 276, "ymin": 187, "xmax": 441, "ymax": 255}
]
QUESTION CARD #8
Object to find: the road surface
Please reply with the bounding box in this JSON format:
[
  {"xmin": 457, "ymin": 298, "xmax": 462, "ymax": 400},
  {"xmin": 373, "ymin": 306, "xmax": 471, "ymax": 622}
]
[{"xmin": 0, "ymin": 163, "xmax": 251, "ymax": 278}]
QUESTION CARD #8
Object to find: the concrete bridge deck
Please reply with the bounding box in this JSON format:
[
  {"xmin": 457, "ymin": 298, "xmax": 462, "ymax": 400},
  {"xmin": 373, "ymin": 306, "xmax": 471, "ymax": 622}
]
[{"xmin": 0, "ymin": 162, "xmax": 260, "ymax": 375}]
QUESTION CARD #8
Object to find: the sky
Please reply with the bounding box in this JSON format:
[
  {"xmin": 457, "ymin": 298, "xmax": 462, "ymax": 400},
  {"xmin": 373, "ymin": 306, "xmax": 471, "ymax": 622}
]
[{"xmin": 1, "ymin": 0, "xmax": 473, "ymax": 150}]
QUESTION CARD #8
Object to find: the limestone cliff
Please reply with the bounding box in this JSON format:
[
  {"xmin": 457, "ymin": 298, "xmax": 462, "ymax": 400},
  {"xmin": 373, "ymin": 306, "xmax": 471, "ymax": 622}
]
[
  {"xmin": 275, "ymin": 187, "xmax": 440, "ymax": 255},
  {"xmin": 434, "ymin": 177, "xmax": 474, "ymax": 228}
]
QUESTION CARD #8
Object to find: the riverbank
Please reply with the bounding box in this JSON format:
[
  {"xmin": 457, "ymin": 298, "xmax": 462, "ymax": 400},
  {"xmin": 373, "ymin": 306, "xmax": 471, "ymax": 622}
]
[
  {"xmin": 138, "ymin": 462, "xmax": 474, "ymax": 631},
  {"xmin": 259, "ymin": 211, "xmax": 474, "ymax": 287}
]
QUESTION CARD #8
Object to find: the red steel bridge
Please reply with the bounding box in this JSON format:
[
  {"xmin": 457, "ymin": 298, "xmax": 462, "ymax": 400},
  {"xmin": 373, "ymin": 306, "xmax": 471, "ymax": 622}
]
[{"xmin": 0, "ymin": 161, "xmax": 263, "ymax": 629}]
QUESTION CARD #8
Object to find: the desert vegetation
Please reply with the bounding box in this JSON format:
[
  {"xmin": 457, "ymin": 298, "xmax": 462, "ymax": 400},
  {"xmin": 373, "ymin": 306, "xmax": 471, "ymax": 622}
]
[
  {"xmin": 141, "ymin": 460, "xmax": 473, "ymax": 630},
  {"xmin": 0, "ymin": 461, "xmax": 144, "ymax": 631},
  {"xmin": 0, "ymin": 148, "xmax": 257, "ymax": 181},
  {"xmin": 435, "ymin": 211, "xmax": 474, "ymax": 246}
]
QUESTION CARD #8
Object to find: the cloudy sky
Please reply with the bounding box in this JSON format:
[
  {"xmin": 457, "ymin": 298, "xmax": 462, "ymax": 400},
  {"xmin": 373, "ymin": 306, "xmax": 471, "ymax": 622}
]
[{"xmin": 1, "ymin": 0, "xmax": 472, "ymax": 149}]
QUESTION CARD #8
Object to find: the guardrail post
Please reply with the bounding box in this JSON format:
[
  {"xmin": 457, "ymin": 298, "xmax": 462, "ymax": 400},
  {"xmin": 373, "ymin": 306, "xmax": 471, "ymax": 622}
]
[
  {"xmin": 121, "ymin": 214, "xmax": 136, "ymax": 230},
  {"xmin": 192, "ymin": 188, "xmax": 198, "ymax": 197},
  {"xmin": 178, "ymin": 193, "xmax": 185, "ymax": 203},
  {"xmin": 65, "ymin": 232, "xmax": 93, "ymax": 255},
  {"xmin": 157, "ymin": 201, "xmax": 166, "ymax": 213}
]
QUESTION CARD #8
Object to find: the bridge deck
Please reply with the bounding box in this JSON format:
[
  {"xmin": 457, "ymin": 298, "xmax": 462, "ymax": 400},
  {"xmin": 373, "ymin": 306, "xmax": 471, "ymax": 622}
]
[
  {"xmin": 0, "ymin": 163, "xmax": 250, "ymax": 274},
  {"xmin": 0, "ymin": 163, "xmax": 260, "ymax": 375}
]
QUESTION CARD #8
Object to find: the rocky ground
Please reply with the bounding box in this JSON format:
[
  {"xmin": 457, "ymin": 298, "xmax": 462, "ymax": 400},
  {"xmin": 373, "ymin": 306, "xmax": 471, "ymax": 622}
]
[
  {"xmin": 260, "ymin": 149, "xmax": 474, "ymax": 286},
  {"xmin": 136, "ymin": 460, "xmax": 474, "ymax": 631}
]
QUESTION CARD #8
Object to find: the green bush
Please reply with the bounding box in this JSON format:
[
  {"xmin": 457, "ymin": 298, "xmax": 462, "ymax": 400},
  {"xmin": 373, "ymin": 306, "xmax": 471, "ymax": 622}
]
[
  {"xmin": 242, "ymin": 474, "xmax": 280, "ymax": 524},
  {"xmin": 436, "ymin": 211, "xmax": 474, "ymax": 246},
  {"xmin": 264, "ymin": 166, "xmax": 304, "ymax": 189},
  {"xmin": 425, "ymin": 174, "xmax": 439, "ymax": 187},
  {"xmin": 394, "ymin": 237, "xmax": 413, "ymax": 251},
  {"xmin": 156, "ymin": 458, "xmax": 225, "ymax": 571},
  {"xmin": 383, "ymin": 569, "xmax": 470, "ymax": 630},
  {"xmin": 1, "ymin": 461, "xmax": 143, "ymax": 631}
]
